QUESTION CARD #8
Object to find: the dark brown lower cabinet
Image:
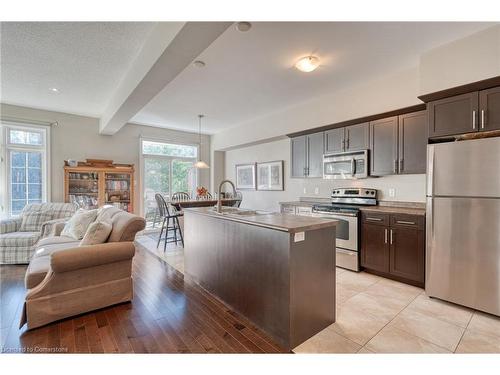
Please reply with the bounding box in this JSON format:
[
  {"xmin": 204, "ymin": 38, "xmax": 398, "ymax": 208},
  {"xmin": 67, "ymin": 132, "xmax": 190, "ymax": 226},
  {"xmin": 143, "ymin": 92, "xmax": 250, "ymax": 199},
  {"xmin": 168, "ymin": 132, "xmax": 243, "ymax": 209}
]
[
  {"xmin": 361, "ymin": 223, "xmax": 390, "ymax": 273},
  {"xmin": 389, "ymin": 226, "xmax": 425, "ymax": 284},
  {"xmin": 361, "ymin": 212, "xmax": 425, "ymax": 287}
]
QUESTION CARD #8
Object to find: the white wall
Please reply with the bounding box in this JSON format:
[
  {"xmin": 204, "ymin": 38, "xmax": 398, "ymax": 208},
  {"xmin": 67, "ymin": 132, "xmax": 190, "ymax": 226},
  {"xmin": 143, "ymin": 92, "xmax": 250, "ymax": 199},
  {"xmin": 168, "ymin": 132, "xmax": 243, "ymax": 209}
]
[
  {"xmin": 1, "ymin": 103, "xmax": 210, "ymax": 214},
  {"xmin": 213, "ymin": 67, "xmax": 420, "ymax": 151},
  {"xmin": 419, "ymin": 25, "xmax": 500, "ymax": 95},
  {"xmin": 225, "ymin": 139, "xmax": 426, "ymax": 212}
]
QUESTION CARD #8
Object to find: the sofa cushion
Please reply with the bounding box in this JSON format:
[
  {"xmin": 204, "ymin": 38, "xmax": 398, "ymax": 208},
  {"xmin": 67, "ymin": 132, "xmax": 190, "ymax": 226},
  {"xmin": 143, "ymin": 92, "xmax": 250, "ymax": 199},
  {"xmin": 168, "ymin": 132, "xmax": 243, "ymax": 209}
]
[
  {"xmin": 61, "ymin": 209, "xmax": 98, "ymax": 240},
  {"xmin": 25, "ymin": 255, "xmax": 50, "ymax": 289},
  {"xmin": 0, "ymin": 231, "xmax": 40, "ymax": 248},
  {"xmin": 19, "ymin": 211, "xmax": 52, "ymax": 232},
  {"xmin": 22, "ymin": 202, "xmax": 76, "ymax": 220},
  {"xmin": 80, "ymin": 221, "xmax": 112, "ymax": 246},
  {"xmin": 37, "ymin": 235, "xmax": 78, "ymax": 247},
  {"xmin": 33, "ymin": 241, "xmax": 80, "ymax": 259}
]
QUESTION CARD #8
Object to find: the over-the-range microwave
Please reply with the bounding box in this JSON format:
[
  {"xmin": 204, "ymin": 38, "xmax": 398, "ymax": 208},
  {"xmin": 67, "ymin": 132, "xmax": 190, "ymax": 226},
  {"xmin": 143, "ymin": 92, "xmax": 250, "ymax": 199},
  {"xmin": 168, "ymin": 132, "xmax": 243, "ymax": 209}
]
[{"xmin": 323, "ymin": 150, "xmax": 369, "ymax": 179}]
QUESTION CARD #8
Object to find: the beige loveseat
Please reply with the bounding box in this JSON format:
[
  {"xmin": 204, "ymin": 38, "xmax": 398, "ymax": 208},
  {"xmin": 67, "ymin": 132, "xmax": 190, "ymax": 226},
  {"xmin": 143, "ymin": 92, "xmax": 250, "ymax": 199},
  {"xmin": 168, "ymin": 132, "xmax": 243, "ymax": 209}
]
[{"xmin": 20, "ymin": 206, "xmax": 146, "ymax": 330}]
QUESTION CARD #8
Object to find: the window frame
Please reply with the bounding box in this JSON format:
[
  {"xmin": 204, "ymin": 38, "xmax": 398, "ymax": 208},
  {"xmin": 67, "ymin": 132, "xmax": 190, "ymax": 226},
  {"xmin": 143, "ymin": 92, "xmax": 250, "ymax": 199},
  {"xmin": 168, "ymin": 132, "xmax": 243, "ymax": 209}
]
[
  {"xmin": 139, "ymin": 137, "xmax": 199, "ymax": 217},
  {"xmin": 0, "ymin": 122, "xmax": 51, "ymax": 217}
]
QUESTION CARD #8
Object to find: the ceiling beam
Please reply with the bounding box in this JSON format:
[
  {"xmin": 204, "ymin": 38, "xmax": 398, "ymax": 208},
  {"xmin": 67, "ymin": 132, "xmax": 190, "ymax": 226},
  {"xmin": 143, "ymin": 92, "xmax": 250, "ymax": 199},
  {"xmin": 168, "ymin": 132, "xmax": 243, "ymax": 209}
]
[{"xmin": 99, "ymin": 22, "xmax": 232, "ymax": 135}]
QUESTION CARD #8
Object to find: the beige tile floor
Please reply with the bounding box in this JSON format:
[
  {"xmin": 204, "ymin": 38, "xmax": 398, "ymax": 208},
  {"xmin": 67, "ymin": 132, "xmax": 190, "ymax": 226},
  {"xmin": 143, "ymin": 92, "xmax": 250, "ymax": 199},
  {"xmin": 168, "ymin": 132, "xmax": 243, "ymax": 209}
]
[
  {"xmin": 135, "ymin": 234, "xmax": 500, "ymax": 354},
  {"xmin": 294, "ymin": 267, "xmax": 500, "ymax": 354}
]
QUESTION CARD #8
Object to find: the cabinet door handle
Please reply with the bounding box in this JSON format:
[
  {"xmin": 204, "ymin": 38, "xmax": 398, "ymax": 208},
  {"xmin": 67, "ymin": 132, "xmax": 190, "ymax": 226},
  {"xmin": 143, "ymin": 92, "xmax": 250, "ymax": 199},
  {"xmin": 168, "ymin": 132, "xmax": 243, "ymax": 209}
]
[
  {"xmin": 399, "ymin": 159, "xmax": 404, "ymax": 172},
  {"xmin": 385, "ymin": 228, "xmax": 388, "ymax": 244},
  {"xmin": 396, "ymin": 220, "xmax": 416, "ymax": 225},
  {"xmin": 472, "ymin": 110, "xmax": 476, "ymax": 130},
  {"xmin": 481, "ymin": 110, "xmax": 485, "ymax": 129},
  {"xmin": 390, "ymin": 229, "xmax": 393, "ymax": 245},
  {"xmin": 366, "ymin": 217, "xmax": 382, "ymax": 222},
  {"xmin": 346, "ymin": 129, "xmax": 350, "ymax": 149},
  {"xmin": 342, "ymin": 139, "xmax": 346, "ymax": 151},
  {"xmin": 394, "ymin": 160, "xmax": 398, "ymax": 174}
]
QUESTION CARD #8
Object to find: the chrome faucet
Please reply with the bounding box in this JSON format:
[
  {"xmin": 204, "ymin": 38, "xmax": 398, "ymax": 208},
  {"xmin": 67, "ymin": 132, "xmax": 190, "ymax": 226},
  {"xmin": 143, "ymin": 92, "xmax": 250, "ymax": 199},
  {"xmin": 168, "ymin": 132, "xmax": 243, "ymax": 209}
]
[{"xmin": 217, "ymin": 179, "xmax": 237, "ymax": 213}]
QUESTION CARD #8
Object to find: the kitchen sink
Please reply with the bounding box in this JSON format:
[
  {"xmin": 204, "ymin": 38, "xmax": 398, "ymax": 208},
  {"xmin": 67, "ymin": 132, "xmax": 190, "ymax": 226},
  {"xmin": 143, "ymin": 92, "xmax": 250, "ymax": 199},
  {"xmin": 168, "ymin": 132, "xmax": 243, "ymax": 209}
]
[{"xmin": 210, "ymin": 207, "xmax": 269, "ymax": 216}]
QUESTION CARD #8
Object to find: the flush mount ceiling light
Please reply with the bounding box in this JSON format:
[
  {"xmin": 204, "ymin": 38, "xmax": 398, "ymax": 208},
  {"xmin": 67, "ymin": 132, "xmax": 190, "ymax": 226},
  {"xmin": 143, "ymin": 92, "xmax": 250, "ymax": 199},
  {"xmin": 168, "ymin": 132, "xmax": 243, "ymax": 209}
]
[
  {"xmin": 236, "ymin": 22, "xmax": 252, "ymax": 32},
  {"xmin": 194, "ymin": 114, "xmax": 210, "ymax": 169},
  {"xmin": 295, "ymin": 56, "xmax": 320, "ymax": 73},
  {"xmin": 49, "ymin": 87, "xmax": 60, "ymax": 93},
  {"xmin": 193, "ymin": 60, "xmax": 206, "ymax": 68}
]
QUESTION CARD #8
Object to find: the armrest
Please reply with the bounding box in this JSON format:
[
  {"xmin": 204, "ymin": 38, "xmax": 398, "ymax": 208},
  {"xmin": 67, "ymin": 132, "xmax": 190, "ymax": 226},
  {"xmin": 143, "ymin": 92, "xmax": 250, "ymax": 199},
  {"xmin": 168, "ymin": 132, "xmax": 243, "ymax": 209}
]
[
  {"xmin": 50, "ymin": 242, "xmax": 135, "ymax": 273},
  {"xmin": 0, "ymin": 217, "xmax": 22, "ymax": 234},
  {"xmin": 40, "ymin": 217, "xmax": 69, "ymax": 238}
]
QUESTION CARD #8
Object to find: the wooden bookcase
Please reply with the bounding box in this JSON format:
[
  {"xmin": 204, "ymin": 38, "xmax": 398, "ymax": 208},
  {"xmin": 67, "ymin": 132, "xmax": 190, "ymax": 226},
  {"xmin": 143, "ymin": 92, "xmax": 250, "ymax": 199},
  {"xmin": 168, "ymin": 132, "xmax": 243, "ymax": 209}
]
[{"xmin": 64, "ymin": 160, "xmax": 134, "ymax": 213}]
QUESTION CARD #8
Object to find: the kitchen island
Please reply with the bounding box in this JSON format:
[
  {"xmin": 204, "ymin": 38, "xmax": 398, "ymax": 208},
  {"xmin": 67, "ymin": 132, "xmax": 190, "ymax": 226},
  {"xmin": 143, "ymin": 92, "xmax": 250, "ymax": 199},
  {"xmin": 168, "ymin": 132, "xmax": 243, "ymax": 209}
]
[{"xmin": 183, "ymin": 207, "xmax": 338, "ymax": 350}]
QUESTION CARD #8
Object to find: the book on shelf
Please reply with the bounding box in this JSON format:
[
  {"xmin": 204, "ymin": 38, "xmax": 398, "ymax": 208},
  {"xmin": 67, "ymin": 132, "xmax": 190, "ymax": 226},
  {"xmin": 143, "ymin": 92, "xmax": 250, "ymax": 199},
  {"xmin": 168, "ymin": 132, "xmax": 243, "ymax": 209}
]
[{"xmin": 106, "ymin": 180, "xmax": 129, "ymax": 190}]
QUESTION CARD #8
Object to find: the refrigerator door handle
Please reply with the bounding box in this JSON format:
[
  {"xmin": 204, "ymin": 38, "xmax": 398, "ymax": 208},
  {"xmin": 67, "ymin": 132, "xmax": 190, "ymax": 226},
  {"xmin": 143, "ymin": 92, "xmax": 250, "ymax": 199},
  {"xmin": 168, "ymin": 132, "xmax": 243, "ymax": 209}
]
[{"xmin": 472, "ymin": 110, "xmax": 476, "ymax": 130}]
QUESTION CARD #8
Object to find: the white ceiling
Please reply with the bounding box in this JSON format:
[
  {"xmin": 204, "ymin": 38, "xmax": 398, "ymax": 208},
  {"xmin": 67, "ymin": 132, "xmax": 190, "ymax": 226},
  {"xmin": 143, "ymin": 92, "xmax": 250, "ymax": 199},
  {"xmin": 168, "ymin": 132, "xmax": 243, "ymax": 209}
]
[
  {"xmin": 1, "ymin": 22, "xmax": 497, "ymax": 133},
  {"xmin": 132, "ymin": 22, "xmax": 496, "ymax": 134},
  {"xmin": 0, "ymin": 22, "xmax": 155, "ymax": 117}
]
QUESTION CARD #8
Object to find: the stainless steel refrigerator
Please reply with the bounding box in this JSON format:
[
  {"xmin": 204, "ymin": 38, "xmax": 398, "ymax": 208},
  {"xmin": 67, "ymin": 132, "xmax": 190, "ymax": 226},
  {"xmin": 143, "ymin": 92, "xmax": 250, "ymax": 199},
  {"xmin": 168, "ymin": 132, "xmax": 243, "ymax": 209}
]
[{"xmin": 426, "ymin": 137, "xmax": 500, "ymax": 317}]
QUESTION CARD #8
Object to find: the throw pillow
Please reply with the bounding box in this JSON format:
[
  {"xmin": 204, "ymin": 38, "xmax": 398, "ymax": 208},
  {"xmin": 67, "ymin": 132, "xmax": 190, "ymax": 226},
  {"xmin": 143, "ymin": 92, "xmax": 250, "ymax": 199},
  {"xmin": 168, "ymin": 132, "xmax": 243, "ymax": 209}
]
[
  {"xmin": 61, "ymin": 209, "xmax": 98, "ymax": 240},
  {"xmin": 80, "ymin": 221, "xmax": 112, "ymax": 246},
  {"xmin": 19, "ymin": 211, "xmax": 52, "ymax": 232}
]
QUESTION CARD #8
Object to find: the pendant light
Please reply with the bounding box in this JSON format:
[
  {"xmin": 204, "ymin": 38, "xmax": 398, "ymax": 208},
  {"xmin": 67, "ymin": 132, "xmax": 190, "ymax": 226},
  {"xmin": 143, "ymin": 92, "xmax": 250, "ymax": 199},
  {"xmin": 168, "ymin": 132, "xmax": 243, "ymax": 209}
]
[{"xmin": 194, "ymin": 114, "xmax": 209, "ymax": 169}]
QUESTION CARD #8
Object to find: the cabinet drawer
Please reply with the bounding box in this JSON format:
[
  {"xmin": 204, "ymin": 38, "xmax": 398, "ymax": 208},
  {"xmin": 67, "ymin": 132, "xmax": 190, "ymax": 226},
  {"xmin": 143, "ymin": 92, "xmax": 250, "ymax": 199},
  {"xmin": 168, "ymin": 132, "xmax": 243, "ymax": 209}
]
[
  {"xmin": 296, "ymin": 206, "xmax": 313, "ymax": 216},
  {"xmin": 281, "ymin": 205, "xmax": 296, "ymax": 214},
  {"xmin": 362, "ymin": 212, "xmax": 389, "ymax": 226},
  {"xmin": 390, "ymin": 214, "xmax": 424, "ymax": 230}
]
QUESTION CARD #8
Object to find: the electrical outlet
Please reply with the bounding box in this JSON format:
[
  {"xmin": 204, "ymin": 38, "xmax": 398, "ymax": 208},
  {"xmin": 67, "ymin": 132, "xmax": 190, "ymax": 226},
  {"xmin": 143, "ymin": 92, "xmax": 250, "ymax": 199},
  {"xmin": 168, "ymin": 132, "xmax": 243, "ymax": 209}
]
[
  {"xmin": 314, "ymin": 187, "xmax": 319, "ymax": 195},
  {"xmin": 389, "ymin": 188, "xmax": 396, "ymax": 198}
]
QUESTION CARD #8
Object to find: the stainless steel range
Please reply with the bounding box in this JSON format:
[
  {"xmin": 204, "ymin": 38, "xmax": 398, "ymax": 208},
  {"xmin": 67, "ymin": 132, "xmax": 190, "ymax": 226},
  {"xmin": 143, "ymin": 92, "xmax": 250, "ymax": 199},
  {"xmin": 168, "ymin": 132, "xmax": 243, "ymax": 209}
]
[{"xmin": 312, "ymin": 188, "xmax": 377, "ymax": 271}]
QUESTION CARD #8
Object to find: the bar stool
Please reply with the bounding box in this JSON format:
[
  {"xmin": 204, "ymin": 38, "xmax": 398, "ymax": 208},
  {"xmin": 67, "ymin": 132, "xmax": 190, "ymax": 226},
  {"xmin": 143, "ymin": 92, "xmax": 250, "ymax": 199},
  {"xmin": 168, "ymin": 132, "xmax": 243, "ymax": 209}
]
[{"xmin": 155, "ymin": 193, "xmax": 184, "ymax": 251}]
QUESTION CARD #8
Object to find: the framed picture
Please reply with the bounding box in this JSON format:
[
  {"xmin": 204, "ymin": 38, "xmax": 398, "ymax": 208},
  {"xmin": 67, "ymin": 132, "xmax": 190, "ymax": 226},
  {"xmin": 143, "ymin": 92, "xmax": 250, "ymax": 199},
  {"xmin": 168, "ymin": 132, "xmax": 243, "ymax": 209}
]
[
  {"xmin": 257, "ymin": 160, "xmax": 284, "ymax": 191},
  {"xmin": 235, "ymin": 163, "xmax": 256, "ymax": 190}
]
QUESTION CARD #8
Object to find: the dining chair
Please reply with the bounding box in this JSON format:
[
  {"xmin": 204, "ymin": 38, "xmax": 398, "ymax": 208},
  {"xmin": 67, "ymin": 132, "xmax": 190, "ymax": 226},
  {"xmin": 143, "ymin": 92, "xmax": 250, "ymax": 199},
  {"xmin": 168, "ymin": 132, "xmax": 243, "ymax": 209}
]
[
  {"xmin": 171, "ymin": 192, "xmax": 190, "ymax": 201},
  {"xmin": 155, "ymin": 193, "xmax": 184, "ymax": 250}
]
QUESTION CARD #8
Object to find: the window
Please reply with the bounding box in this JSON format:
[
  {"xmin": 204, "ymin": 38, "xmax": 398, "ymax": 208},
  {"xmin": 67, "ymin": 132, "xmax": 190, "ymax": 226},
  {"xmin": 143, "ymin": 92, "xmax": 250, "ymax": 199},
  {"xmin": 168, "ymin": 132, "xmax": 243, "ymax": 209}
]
[
  {"xmin": 141, "ymin": 139, "xmax": 198, "ymax": 221},
  {"xmin": 1, "ymin": 124, "xmax": 50, "ymax": 216}
]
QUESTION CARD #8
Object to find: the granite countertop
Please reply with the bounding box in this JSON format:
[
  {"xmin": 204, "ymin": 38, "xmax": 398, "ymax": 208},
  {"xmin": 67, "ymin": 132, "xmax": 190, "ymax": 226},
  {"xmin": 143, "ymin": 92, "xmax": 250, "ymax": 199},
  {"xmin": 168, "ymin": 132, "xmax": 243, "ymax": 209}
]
[
  {"xmin": 184, "ymin": 207, "xmax": 338, "ymax": 233},
  {"xmin": 359, "ymin": 206, "xmax": 426, "ymax": 216}
]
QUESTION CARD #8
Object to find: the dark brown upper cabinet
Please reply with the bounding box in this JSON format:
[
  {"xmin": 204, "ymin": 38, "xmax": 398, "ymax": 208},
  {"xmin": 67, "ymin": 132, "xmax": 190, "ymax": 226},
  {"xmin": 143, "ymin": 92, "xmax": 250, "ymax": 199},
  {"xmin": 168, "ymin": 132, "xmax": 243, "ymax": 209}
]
[
  {"xmin": 324, "ymin": 123, "xmax": 369, "ymax": 154},
  {"xmin": 324, "ymin": 127, "xmax": 344, "ymax": 154},
  {"xmin": 290, "ymin": 132, "xmax": 324, "ymax": 178},
  {"xmin": 370, "ymin": 116, "xmax": 398, "ymax": 176},
  {"xmin": 479, "ymin": 86, "xmax": 500, "ymax": 132},
  {"xmin": 291, "ymin": 136, "xmax": 307, "ymax": 178},
  {"xmin": 428, "ymin": 92, "xmax": 479, "ymax": 137},
  {"xmin": 307, "ymin": 132, "xmax": 324, "ymax": 178},
  {"xmin": 398, "ymin": 110, "xmax": 428, "ymax": 174}
]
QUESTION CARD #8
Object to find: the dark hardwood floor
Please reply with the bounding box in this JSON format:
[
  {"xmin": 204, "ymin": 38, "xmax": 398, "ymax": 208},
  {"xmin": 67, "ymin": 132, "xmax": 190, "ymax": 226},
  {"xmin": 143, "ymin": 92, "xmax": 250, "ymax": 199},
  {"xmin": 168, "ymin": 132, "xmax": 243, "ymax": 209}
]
[{"xmin": 0, "ymin": 245, "xmax": 288, "ymax": 353}]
